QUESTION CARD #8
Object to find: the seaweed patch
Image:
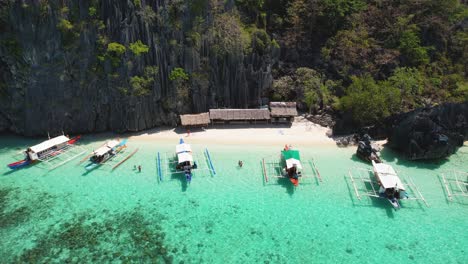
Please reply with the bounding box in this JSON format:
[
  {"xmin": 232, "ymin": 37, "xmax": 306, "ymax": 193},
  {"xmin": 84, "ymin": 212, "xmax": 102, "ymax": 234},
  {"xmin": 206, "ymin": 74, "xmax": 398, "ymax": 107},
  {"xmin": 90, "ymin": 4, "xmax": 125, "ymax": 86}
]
[{"xmin": 14, "ymin": 209, "xmax": 174, "ymax": 263}]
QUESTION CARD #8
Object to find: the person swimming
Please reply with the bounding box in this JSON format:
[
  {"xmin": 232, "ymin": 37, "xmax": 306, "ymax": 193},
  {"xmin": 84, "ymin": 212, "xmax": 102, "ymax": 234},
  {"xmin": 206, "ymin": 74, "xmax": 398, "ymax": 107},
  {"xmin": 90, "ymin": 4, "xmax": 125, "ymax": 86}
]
[{"xmin": 238, "ymin": 160, "xmax": 243, "ymax": 168}]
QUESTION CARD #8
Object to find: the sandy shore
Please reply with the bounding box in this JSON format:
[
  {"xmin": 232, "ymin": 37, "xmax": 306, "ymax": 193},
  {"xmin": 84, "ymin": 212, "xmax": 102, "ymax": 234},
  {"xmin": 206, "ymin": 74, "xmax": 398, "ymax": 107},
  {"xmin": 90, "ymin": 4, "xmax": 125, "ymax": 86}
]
[{"xmin": 129, "ymin": 116, "xmax": 337, "ymax": 146}]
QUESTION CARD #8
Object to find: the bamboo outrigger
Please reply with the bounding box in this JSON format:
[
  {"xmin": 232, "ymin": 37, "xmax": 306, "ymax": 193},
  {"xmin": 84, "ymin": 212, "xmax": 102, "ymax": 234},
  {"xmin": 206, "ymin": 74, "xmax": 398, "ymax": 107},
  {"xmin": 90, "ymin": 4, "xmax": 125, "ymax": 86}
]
[
  {"xmin": 348, "ymin": 162, "xmax": 428, "ymax": 209},
  {"xmin": 440, "ymin": 170, "xmax": 468, "ymax": 201}
]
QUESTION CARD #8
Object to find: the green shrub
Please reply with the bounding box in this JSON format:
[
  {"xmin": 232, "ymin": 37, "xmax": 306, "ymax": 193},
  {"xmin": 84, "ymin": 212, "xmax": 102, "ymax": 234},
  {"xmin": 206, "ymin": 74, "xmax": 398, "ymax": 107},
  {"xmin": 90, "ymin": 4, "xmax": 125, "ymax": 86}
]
[
  {"xmin": 129, "ymin": 40, "xmax": 149, "ymax": 56},
  {"xmin": 107, "ymin": 42, "xmax": 126, "ymax": 56}
]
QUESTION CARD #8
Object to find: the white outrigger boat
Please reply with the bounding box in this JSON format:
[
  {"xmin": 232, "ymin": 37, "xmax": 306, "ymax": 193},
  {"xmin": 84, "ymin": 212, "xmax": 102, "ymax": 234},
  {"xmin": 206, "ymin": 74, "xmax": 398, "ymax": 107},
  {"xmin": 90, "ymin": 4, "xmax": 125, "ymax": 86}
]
[
  {"xmin": 7, "ymin": 135, "xmax": 85, "ymax": 170},
  {"xmin": 348, "ymin": 161, "xmax": 428, "ymax": 209},
  {"xmin": 156, "ymin": 138, "xmax": 216, "ymax": 183},
  {"xmin": 84, "ymin": 139, "xmax": 127, "ymax": 171}
]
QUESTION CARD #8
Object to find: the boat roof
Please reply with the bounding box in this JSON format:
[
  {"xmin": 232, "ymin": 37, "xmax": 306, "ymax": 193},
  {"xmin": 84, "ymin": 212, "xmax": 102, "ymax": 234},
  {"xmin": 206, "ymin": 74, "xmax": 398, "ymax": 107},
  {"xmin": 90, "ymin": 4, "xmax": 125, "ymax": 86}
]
[
  {"xmin": 282, "ymin": 149, "xmax": 300, "ymax": 160},
  {"xmin": 177, "ymin": 152, "xmax": 193, "ymax": 163},
  {"xmin": 372, "ymin": 161, "xmax": 406, "ymax": 190},
  {"xmin": 282, "ymin": 150, "xmax": 302, "ymax": 169},
  {"xmin": 93, "ymin": 140, "xmax": 120, "ymax": 156},
  {"xmin": 29, "ymin": 135, "xmax": 69, "ymax": 153},
  {"xmin": 286, "ymin": 158, "xmax": 302, "ymax": 169},
  {"xmin": 176, "ymin": 143, "xmax": 192, "ymax": 154}
]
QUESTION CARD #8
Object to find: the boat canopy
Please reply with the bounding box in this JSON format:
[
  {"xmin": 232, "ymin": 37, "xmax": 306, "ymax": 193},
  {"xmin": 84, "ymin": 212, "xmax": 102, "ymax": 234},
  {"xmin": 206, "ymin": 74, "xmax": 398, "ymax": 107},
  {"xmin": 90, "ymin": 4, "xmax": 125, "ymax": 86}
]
[
  {"xmin": 93, "ymin": 140, "xmax": 120, "ymax": 156},
  {"xmin": 176, "ymin": 143, "xmax": 192, "ymax": 154},
  {"xmin": 177, "ymin": 152, "xmax": 193, "ymax": 163},
  {"xmin": 372, "ymin": 161, "xmax": 406, "ymax": 190},
  {"xmin": 282, "ymin": 150, "xmax": 302, "ymax": 169},
  {"xmin": 29, "ymin": 135, "xmax": 70, "ymax": 153}
]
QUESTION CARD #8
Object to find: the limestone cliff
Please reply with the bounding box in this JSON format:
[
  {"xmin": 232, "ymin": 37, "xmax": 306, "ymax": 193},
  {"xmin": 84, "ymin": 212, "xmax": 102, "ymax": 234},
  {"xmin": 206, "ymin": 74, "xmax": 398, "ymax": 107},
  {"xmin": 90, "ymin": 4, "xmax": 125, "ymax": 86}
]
[{"xmin": 0, "ymin": 0, "xmax": 278, "ymax": 136}]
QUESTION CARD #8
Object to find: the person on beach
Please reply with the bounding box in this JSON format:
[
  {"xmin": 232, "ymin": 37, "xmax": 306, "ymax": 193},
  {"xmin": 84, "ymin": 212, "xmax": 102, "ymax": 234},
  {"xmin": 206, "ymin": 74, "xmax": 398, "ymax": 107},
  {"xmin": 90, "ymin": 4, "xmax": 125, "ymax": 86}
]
[
  {"xmin": 187, "ymin": 129, "xmax": 191, "ymax": 137},
  {"xmin": 138, "ymin": 165, "xmax": 141, "ymax": 172},
  {"xmin": 238, "ymin": 160, "xmax": 243, "ymax": 168}
]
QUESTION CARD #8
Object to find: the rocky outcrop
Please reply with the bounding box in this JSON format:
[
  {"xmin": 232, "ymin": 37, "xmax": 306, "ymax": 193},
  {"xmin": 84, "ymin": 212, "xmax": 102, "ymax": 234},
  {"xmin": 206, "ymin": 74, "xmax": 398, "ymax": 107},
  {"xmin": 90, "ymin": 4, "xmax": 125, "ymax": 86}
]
[
  {"xmin": 385, "ymin": 102, "xmax": 468, "ymax": 160},
  {"xmin": 356, "ymin": 134, "xmax": 381, "ymax": 163},
  {"xmin": 0, "ymin": 1, "xmax": 278, "ymax": 136}
]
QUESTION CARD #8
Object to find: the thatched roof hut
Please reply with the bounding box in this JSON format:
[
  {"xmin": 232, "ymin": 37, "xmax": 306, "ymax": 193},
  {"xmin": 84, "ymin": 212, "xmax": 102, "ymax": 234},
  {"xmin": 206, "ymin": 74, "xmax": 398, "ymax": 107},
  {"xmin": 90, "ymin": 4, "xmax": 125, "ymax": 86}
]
[
  {"xmin": 180, "ymin": 112, "xmax": 210, "ymax": 126},
  {"xmin": 209, "ymin": 109, "xmax": 270, "ymax": 121},
  {"xmin": 269, "ymin": 102, "xmax": 298, "ymax": 117}
]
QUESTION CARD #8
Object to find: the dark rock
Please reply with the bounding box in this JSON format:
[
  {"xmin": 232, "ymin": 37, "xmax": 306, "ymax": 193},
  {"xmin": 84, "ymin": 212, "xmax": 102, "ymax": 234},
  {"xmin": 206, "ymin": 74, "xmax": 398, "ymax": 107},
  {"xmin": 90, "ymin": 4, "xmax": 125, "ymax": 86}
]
[
  {"xmin": 385, "ymin": 102, "xmax": 468, "ymax": 160},
  {"xmin": 304, "ymin": 113, "xmax": 335, "ymax": 128},
  {"xmin": 356, "ymin": 134, "xmax": 382, "ymax": 163}
]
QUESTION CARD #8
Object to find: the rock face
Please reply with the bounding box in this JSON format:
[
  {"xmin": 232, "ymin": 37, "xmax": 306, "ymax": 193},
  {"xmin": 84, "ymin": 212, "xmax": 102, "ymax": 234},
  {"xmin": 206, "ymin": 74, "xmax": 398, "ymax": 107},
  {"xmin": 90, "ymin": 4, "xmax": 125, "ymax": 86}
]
[
  {"xmin": 356, "ymin": 134, "xmax": 381, "ymax": 163},
  {"xmin": 0, "ymin": 1, "xmax": 278, "ymax": 136},
  {"xmin": 386, "ymin": 102, "xmax": 468, "ymax": 160}
]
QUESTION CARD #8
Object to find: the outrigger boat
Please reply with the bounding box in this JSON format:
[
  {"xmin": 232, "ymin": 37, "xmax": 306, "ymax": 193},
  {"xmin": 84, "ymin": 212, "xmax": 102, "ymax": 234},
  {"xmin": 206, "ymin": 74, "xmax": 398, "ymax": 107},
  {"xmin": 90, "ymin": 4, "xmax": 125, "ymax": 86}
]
[
  {"xmin": 85, "ymin": 139, "xmax": 127, "ymax": 170},
  {"xmin": 262, "ymin": 145, "xmax": 323, "ymax": 187},
  {"xmin": 282, "ymin": 145, "xmax": 303, "ymax": 186},
  {"xmin": 175, "ymin": 139, "xmax": 198, "ymax": 182},
  {"xmin": 371, "ymin": 161, "xmax": 409, "ymax": 209},
  {"xmin": 348, "ymin": 161, "xmax": 428, "ymax": 209},
  {"xmin": 7, "ymin": 135, "xmax": 84, "ymax": 170},
  {"xmin": 156, "ymin": 139, "xmax": 216, "ymax": 183}
]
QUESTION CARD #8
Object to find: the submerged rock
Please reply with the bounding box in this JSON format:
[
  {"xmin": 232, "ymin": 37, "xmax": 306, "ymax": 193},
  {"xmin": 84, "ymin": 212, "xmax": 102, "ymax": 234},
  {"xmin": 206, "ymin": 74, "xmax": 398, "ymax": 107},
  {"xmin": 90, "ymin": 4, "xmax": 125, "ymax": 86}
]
[{"xmin": 385, "ymin": 102, "xmax": 468, "ymax": 160}]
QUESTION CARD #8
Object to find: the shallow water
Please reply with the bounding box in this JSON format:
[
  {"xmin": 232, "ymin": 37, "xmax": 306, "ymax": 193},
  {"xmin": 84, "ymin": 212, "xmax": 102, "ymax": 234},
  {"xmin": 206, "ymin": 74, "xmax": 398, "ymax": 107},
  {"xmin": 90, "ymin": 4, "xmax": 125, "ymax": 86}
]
[{"xmin": 0, "ymin": 134, "xmax": 467, "ymax": 263}]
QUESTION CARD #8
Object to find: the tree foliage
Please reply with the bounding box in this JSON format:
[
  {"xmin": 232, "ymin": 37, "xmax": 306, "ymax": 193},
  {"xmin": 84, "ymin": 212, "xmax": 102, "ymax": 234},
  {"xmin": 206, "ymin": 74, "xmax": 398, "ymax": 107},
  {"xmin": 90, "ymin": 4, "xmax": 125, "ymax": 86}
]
[
  {"xmin": 339, "ymin": 75, "xmax": 401, "ymax": 126},
  {"xmin": 129, "ymin": 40, "xmax": 149, "ymax": 56}
]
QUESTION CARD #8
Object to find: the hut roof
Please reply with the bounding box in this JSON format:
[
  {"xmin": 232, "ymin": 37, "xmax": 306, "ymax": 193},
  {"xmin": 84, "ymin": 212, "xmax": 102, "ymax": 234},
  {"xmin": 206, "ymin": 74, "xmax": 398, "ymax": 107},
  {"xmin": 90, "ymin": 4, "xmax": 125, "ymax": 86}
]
[
  {"xmin": 269, "ymin": 102, "xmax": 298, "ymax": 117},
  {"xmin": 180, "ymin": 113, "xmax": 210, "ymax": 126},
  {"xmin": 209, "ymin": 109, "xmax": 270, "ymax": 120}
]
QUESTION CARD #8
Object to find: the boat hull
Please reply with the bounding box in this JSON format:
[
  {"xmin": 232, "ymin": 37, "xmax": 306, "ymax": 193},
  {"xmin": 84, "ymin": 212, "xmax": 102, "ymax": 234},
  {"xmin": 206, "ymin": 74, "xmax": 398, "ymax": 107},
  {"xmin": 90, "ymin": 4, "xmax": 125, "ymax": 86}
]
[
  {"xmin": 7, "ymin": 159, "xmax": 32, "ymax": 169},
  {"xmin": 290, "ymin": 178, "xmax": 299, "ymax": 186}
]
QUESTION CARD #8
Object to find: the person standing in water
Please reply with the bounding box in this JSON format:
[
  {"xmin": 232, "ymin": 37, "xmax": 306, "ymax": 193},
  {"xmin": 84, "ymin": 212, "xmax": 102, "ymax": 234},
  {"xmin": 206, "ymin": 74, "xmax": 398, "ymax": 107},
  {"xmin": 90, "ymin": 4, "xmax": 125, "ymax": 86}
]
[{"xmin": 138, "ymin": 165, "xmax": 141, "ymax": 172}]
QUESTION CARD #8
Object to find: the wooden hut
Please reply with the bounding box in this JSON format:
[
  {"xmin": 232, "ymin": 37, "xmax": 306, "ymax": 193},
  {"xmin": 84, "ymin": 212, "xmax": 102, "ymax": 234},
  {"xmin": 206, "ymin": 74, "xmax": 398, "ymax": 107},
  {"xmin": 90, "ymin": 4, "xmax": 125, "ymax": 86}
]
[
  {"xmin": 180, "ymin": 112, "xmax": 210, "ymax": 127},
  {"xmin": 209, "ymin": 109, "xmax": 270, "ymax": 124},
  {"xmin": 269, "ymin": 102, "xmax": 298, "ymax": 122}
]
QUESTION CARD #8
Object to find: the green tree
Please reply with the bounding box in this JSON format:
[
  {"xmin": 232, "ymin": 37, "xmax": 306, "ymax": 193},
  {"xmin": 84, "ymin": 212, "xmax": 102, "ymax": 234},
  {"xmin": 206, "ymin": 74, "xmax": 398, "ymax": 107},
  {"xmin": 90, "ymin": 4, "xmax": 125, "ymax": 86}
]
[
  {"xmin": 169, "ymin": 67, "xmax": 190, "ymax": 104},
  {"xmin": 398, "ymin": 28, "xmax": 430, "ymax": 66},
  {"xmin": 339, "ymin": 75, "xmax": 401, "ymax": 125},
  {"xmin": 388, "ymin": 67, "xmax": 424, "ymax": 110}
]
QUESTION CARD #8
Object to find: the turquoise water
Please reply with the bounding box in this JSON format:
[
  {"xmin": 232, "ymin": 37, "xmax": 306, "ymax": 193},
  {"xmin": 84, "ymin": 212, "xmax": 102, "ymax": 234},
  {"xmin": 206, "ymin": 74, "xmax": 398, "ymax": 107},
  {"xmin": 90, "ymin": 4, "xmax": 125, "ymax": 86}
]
[{"xmin": 0, "ymin": 134, "xmax": 467, "ymax": 263}]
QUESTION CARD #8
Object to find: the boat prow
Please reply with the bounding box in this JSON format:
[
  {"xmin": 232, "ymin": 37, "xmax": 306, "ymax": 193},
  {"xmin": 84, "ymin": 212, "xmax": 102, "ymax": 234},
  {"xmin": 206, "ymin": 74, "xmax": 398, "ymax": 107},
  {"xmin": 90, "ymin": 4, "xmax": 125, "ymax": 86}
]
[
  {"xmin": 85, "ymin": 162, "xmax": 100, "ymax": 171},
  {"xmin": 7, "ymin": 159, "xmax": 32, "ymax": 170},
  {"xmin": 388, "ymin": 198, "xmax": 401, "ymax": 210},
  {"xmin": 67, "ymin": 135, "xmax": 82, "ymax": 145},
  {"xmin": 290, "ymin": 178, "xmax": 299, "ymax": 187}
]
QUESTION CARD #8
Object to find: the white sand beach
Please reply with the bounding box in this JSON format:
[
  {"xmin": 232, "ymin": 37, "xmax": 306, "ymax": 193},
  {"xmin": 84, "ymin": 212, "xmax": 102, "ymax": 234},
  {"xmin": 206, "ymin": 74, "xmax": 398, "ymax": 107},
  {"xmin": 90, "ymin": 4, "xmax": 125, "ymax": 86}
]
[{"xmin": 129, "ymin": 116, "xmax": 337, "ymax": 146}]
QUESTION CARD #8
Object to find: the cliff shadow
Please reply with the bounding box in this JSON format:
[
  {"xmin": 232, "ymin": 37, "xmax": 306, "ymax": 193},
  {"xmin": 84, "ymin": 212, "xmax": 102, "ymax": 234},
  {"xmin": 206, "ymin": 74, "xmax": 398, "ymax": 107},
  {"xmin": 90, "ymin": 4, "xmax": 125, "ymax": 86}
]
[{"xmin": 380, "ymin": 147, "xmax": 449, "ymax": 170}]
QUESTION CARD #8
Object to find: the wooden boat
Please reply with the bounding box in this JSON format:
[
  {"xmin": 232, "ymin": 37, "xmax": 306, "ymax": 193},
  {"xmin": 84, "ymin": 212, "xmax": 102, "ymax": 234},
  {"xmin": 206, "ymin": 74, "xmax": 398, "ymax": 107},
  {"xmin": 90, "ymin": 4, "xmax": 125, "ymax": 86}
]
[
  {"xmin": 371, "ymin": 160, "xmax": 408, "ymax": 209},
  {"xmin": 281, "ymin": 145, "xmax": 303, "ymax": 186},
  {"xmin": 85, "ymin": 139, "xmax": 127, "ymax": 170},
  {"xmin": 175, "ymin": 139, "xmax": 197, "ymax": 182},
  {"xmin": 156, "ymin": 140, "xmax": 216, "ymax": 182},
  {"xmin": 7, "ymin": 135, "xmax": 82, "ymax": 170}
]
